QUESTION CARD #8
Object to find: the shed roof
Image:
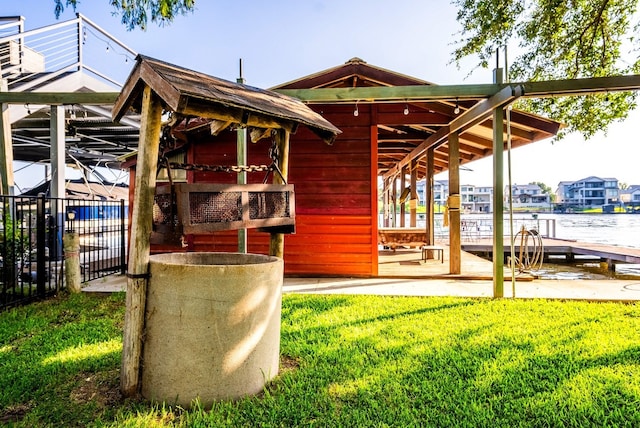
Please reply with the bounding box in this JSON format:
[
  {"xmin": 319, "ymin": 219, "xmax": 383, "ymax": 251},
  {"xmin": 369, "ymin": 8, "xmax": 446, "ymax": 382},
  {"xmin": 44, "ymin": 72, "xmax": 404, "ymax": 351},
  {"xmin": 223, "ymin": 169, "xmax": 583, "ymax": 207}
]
[
  {"xmin": 273, "ymin": 58, "xmax": 563, "ymax": 178},
  {"xmin": 112, "ymin": 55, "xmax": 341, "ymax": 144}
]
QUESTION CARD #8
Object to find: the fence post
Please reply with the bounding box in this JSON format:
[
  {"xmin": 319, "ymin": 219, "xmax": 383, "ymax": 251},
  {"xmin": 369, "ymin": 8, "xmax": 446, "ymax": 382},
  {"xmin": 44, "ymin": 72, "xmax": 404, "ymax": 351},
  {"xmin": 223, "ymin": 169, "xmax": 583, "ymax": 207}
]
[
  {"xmin": 63, "ymin": 231, "xmax": 81, "ymax": 293},
  {"xmin": 36, "ymin": 193, "xmax": 46, "ymax": 296},
  {"xmin": 120, "ymin": 199, "xmax": 126, "ymax": 275}
]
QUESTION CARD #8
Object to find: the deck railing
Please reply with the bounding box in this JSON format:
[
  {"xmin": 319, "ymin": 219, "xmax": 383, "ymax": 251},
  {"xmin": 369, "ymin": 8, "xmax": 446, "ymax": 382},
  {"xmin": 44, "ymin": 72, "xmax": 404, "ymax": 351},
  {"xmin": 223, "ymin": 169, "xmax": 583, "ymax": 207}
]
[{"xmin": 0, "ymin": 14, "xmax": 136, "ymax": 91}]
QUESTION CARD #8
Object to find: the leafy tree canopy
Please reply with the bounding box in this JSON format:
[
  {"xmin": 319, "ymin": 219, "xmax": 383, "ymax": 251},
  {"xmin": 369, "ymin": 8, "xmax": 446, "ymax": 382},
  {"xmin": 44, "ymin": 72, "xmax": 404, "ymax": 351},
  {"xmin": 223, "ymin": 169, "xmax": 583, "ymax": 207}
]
[
  {"xmin": 530, "ymin": 181, "xmax": 552, "ymax": 194},
  {"xmin": 54, "ymin": 0, "xmax": 195, "ymax": 31},
  {"xmin": 451, "ymin": 0, "xmax": 640, "ymax": 139},
  {"xmin": 55, "ymin": 1, "xmax": 639, "ymax": 139}
]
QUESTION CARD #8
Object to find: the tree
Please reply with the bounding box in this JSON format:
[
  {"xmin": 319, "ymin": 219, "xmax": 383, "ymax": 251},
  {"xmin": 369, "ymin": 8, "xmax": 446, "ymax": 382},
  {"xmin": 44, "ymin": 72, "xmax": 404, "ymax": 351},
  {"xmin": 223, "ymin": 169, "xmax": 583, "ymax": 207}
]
[
  {"xmin": 531, "ymin": 181, "xmax": 552, "ymax": 195},
  {"xmin": 54, "ymin": 0, "xmax": 195, "ymax": 31},
  {"xmin": 451, "ymin": 0, "xmax": 640, "ymax": 139}
]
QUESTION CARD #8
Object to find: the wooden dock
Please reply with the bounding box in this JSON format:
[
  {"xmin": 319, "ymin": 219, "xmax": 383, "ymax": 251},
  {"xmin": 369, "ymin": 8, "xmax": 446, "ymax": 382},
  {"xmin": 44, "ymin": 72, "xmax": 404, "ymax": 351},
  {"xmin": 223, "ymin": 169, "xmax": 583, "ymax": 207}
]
[
  {"xmin": 377, "ymin": 245, "xmax": 534, "ymax": 280},
  {"xmin": 462, "ymin": 238, "xmax": 640, "ymax": 268}
]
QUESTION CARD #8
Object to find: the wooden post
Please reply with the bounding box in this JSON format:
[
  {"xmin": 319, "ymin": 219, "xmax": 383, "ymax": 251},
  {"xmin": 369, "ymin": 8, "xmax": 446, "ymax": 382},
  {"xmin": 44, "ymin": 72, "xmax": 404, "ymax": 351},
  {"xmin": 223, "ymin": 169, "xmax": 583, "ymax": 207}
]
[
  {"xmin": 391, "ymin": 177, "xmax": 397, "ymax": 227},
  {"xmin": 493, "ymin": 68, "xmax": 505, "ymax": 298},
  {"xmin": 0, "ymin": 80, "xmax": 14, "ymax": 196},
  {"xmin": 50, "ymin": 105, "xmax": 66, "ymax": 199},
  {"xmin": 425, "ymin": 149, "xmax": 435, "ymax": 257},
  {"xmin": 237, "ymin": 65, "xmax": 248, "ymax": 253},
  {"xmin": 63, "ymin": 232, "xmax": 81, "ymax": 293},
  {"xmin": 410, "ymin": 159, "xmax": 417, "ymax": 227},
  {"xmin": 400, "ymin": 165, "xmax": 406, "ymax": 227},
  {"xmin": 121, "ymin": 85, "xmax": 163, "ymax": 397},
  {"xmin": 448, "ymin": 132, "xmax": 461, "ymax": 274},
  {"xmin": 383, "ymin": 177, "xmax": 389, "ymax": 228},
  {"xmin": 269, "ymin": 128, "xmax": 290, "ymax": 258}
]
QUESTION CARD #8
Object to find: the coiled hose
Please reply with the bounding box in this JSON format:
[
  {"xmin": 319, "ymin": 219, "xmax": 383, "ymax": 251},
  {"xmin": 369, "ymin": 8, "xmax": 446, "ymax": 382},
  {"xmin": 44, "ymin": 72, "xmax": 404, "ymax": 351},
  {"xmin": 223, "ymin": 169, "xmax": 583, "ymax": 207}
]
[{"xmin": 512, "ymin": 225, "xmax": 544, "ymax": 273}]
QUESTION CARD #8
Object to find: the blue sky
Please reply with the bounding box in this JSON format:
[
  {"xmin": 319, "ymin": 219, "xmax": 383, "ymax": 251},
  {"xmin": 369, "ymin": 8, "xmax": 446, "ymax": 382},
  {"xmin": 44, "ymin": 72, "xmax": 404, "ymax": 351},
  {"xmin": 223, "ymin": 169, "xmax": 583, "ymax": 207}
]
[{"xmin": 5, "ymin": 1, "xmax": 639, "ymax": 190}]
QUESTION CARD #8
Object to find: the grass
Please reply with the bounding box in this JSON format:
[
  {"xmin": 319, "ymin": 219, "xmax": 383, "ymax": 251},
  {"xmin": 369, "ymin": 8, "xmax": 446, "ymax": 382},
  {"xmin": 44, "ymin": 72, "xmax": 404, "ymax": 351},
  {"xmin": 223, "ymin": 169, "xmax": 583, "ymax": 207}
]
[{"xmin": 1, "ymin": 292, "xmax": 640, "ymax": 427}]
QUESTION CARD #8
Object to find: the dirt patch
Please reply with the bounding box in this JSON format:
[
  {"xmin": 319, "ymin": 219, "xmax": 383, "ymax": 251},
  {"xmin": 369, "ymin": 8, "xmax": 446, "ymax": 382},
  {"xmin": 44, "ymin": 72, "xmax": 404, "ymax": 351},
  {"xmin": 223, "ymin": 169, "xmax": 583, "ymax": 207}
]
[
  {"xmin": 70, "ymin": 369, "xmax": 122, "ymax": 408},
  {"xmin": 280, "ymin": 355, "xmax": 300, "ymax": 373},
  {"xmin": 0, "ymin": 403, "xmax": 32, "ymax": 424}
]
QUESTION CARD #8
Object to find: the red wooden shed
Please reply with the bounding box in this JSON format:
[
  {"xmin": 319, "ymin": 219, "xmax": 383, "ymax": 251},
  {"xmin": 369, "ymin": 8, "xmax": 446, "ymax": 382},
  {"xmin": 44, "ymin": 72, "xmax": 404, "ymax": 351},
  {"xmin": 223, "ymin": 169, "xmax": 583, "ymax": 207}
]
[{"xmin": 126, "ymin": 57, "xmax": 561, "ymax": 277}]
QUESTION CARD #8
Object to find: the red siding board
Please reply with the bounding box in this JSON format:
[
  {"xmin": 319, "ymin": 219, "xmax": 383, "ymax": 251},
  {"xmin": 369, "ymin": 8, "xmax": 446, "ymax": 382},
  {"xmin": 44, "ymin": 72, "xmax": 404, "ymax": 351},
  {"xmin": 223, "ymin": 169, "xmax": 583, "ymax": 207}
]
[{"xmin": 147, "ymin": 105, "xmax": 376, "ymax": 277}]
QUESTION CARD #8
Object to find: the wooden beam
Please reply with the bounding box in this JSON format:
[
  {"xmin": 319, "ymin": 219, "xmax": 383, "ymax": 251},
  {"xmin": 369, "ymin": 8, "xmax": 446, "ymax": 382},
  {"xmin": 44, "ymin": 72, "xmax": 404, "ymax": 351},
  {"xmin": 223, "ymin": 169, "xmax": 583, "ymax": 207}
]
[
  {"xmin": 276, "ymin": 83, "xmax": 504, "ymax": 103},
  {"xmin": 0, "ymin": 92, "xmax": 120, "ymax": 104},
  {"xmin": 400, "ymin": 165, "xmax": 406, "ymax": 227},
  {"xmin": 410, "ymin": 159, "xmax": 417, "ymax": 227},
  {"xmin": 426, "ymin": 149, "xmax": 434, "ymax": 248},
  {"xmin": 180, "ymin": 99, "xmax": 296, "ymax": 135},
  {"xmin": 121, "ymin": 85, "xmax": 163, "ymax": 398},
  {"xmin": 276, "ymin": 74, "xmax": 640, "ymax": 103},
  {"xmin": 493, "ymin": 70, "xmax": 505, "ymax": 298},
  {"xmin": 382, "ymin": 85, "xmax": 523, "ymax": 181},
  {"xmin": 448, "ymin": 132, "xmax": 461, "ymax": 274},
  {"xmin": 424, "ymin": 149, "xmax": 436, "ymax": 247},
  {"xmin": 269, "ymin": 128, "xmax": 290, "ymax": 258}
]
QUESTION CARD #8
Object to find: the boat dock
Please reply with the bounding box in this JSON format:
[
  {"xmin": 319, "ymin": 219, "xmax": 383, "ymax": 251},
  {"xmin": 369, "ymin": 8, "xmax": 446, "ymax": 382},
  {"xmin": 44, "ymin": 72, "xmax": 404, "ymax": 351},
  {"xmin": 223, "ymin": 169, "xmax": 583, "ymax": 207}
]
[{"xmin": 462, "ymin": 238, "xmax": 640, "ymax": 270}]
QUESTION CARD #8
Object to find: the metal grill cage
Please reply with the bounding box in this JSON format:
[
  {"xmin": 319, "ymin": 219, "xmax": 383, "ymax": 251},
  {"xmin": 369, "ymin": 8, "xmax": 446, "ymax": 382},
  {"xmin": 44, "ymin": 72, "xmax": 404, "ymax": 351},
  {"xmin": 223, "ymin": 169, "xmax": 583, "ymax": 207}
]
[
  {"xmin": 249, "ymin": 191, "xmax": 290, "ymax": 220},
  {"xmin": 190, "ymin": 192, "xmax": 242, "ymax": 224},
  {"xmin": 153, "ymin": 183, "xmax": 295, "ymax": 234},
  {"xmin": 153, "ymin": 192, "xmax": 177, "ymax": 226}
]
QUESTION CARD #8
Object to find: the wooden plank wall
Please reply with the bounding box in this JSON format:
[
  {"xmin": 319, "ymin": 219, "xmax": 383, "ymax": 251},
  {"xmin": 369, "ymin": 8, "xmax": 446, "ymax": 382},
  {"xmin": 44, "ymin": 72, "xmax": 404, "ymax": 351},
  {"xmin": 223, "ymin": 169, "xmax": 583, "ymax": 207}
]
[{"xmin": 146, "ymin": 104, "xmax": 376, "ymax": 276}]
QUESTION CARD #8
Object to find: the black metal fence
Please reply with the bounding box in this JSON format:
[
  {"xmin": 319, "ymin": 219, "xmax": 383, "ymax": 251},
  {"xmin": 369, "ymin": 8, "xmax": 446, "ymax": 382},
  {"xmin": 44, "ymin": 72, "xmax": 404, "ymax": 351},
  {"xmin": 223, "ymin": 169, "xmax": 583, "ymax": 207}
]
[{"xmin": 0, "ymin": 194, "xmax": 127, "ymax": 311}]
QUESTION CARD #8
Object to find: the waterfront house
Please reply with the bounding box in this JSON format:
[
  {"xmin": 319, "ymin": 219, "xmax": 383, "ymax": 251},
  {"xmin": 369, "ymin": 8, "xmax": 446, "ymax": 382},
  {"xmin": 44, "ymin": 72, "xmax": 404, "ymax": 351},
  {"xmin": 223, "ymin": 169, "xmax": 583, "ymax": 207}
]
[
  {"xmin": 418, "ymin": 180, "xmax": 493, "ymax": 213},
  {"xmin": 621, "ymin": 185, "xmax": 640, "ymax": 204},
  {"xmin": 505, "ymin": 183, "xmax": 551, "ymax": 211},
  {"xmin": 558, "ymin": 176, "xmax": 619, "ymax": 208}
]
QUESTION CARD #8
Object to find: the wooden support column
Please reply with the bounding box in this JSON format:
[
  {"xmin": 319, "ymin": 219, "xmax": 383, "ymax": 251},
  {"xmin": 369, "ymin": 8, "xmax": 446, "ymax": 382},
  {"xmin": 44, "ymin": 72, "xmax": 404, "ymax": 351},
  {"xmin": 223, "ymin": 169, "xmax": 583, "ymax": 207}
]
[
  {"xmin": 391, "ymin": 177, "xmax": 397, "ymax": 227},
  {"xmin": 121, "ymin": 85, "xmax": 163, "ymax": 397},
  {"xmin": 493, "ymin": 68, "xmax": 505, "ymax": 298},
  {"xmin": 269, "ymin": 128, "xmax": 290, "ymax": 258},
  {"xmin": 50, "ymin": 105, "xmax": 65, "ymax": 199},
  {"xmin": 399, "ymin": 165, "xmax": 406, "ymax": 227},
  {"xmin": 383, "ymin": 177, "xmax": 389, "ymax": 228},
  {"xmin": 237, "ymin": 68, "xmax": 247, "ymax": 253},
  {"xmin": 448, "ymin": 132, "xmax": 461, "ymax": 274},
  {"xmin": 0, "ymin": 80, "xmax": 14, "ymax": 196},
  {"xmin": 410, "ymin": 159, "xmax": 417, "ymax": 227},
  {"xmin": 426, "ymin": 148, "xmax": 435, "ymax": 253}
]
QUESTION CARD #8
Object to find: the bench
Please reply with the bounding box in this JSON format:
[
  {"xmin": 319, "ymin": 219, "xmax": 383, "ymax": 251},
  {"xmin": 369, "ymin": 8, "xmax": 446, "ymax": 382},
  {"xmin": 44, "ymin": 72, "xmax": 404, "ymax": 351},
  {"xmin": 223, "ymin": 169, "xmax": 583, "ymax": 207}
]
[
  {"xmin": 421, "ymin": 245, "xmax": 444, "ymax": 263},
  {"xmin": 378, "ymin": 228, "xmax": 427, "ymax": 251}
]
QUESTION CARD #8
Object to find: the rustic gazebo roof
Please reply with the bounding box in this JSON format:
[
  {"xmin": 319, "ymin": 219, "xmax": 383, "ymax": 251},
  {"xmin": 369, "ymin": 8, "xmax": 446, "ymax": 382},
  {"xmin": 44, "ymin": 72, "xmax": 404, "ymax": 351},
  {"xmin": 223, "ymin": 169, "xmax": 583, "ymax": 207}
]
[{"xmin": 112, "ymin": 55, "xmax": 341, "ymax": 144}]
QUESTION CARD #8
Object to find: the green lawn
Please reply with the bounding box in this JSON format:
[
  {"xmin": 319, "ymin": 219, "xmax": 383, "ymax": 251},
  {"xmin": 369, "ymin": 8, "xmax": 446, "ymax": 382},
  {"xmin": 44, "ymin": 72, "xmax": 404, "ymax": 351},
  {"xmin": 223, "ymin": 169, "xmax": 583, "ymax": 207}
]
[{"xmin": 1, "ymin": 292, "xmax": 639, "ymax": 427}]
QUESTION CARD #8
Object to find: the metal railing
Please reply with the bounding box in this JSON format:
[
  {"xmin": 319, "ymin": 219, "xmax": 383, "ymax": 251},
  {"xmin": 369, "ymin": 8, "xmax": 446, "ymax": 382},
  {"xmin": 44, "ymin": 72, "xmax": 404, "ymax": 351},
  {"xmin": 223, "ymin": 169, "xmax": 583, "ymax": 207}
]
[
  {"xmin": 0, "ymin": 194, "xmax": 127, "ymax": 311},
  {"xmin": 0, "ymin": 14, "xmax": 136, "ymax": 91},
  {"xmin": 432, "ymin": 215, "xmax": 556, "ymax": 242}
]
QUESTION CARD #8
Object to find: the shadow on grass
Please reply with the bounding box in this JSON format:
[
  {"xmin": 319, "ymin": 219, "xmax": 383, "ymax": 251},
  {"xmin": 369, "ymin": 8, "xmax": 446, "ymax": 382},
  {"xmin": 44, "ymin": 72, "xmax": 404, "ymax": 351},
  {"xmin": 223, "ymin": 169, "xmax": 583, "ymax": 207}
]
[{"xmin": 272, "ymin": 296, "xmax": 640, "ymax": 427}]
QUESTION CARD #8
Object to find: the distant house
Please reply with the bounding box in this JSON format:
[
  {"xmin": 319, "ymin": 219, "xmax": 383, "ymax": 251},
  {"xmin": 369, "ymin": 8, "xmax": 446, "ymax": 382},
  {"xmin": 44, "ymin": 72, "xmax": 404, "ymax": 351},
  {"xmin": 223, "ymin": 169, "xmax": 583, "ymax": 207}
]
[
  {"xmin": 418, "ymin": 180, "xmax": 493, "ymax": 213},
  {"xmin": 416, "ymin": 179, "xmax": 449, "ymax": 209},
  {"xmin": 505, "ymin": 183, "xmax": 550, "ymax": 211},
  {"xmin": 473, "ymin": 186, "xmax": 493, "ymax": 213},
  {"xmin": 557, "ymin": 176, "xmax": 619, "ymax": 207},
  {"xmin": 555, "ymin": 181, "xmax": 574, "ymax": 204},
  {"xmin": 620, "ymin": 185, "xmax": 640, "ymax": 204}
]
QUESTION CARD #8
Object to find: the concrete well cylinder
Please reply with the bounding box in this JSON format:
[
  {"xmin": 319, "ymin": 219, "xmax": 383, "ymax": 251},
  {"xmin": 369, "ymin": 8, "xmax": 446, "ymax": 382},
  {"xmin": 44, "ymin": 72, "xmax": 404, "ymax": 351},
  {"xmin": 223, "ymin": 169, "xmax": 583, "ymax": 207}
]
[{"xmin": 141, "ymin": 252, "xmax": 283, "ymax": 407}]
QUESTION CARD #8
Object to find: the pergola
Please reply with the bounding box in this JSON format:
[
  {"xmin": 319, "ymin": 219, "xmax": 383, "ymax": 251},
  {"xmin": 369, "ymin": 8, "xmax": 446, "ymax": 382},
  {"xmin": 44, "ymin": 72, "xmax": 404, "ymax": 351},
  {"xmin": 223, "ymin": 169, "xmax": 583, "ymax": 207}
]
[
  {"xmin": 3, "ymin": 62, "xmax": 640, "ymax": 285},
  {"xmin": 275, "ymin": 65, "xmax": 640, "ymax": 292}
]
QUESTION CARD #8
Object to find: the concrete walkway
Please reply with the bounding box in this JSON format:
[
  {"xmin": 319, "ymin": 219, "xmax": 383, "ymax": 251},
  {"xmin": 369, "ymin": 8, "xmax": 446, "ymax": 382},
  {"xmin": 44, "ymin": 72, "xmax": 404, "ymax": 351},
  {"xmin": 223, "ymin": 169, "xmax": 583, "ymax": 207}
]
[{"xmin": 83, "ymin": 274, "xmax": 640, "ymax": 302}]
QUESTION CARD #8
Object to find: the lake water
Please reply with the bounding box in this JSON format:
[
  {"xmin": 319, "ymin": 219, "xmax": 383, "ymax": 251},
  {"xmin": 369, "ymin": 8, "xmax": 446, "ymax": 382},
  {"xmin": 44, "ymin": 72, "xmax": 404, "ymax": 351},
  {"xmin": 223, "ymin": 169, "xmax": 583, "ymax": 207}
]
[
  {"xmin": 538, "ymin": 213, "xmax": 640, "ymax": 249},
  {"xmin": 403, "ymin": 213, "xmax": 640, "ymax": 279}
]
